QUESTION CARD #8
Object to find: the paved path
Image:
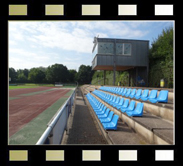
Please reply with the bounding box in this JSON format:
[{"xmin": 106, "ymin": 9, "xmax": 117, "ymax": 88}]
[{"xmin": 63, "ymin": 88, "xmax": 107, "ymax": 144}]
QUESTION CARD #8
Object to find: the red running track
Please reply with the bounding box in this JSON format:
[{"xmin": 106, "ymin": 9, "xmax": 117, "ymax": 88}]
[
  {"xmin": 9, "ymin": 88, "xmax": 70, "ymax": 137},
  {"xmin": 9, "ymin": 87, "xmax": 58, "ymax": 97}
]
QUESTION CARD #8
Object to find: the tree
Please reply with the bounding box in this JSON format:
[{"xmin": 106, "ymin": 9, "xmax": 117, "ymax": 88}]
[
  {"xmin": 9, "ymin": 67, "xmax": 17, "ymax": 82},
  {"xmin": 38, "ymin": 66, "xmax": 47, "ymax": 72},
  {"xmin": 28, "ymin": 68, "xmax": 45, "ymax": 83},
  {"xmin": 45, "ymin": 64, "xmax": 69, "ymax": 83},
  {"xmin": 77, "ymin": 65, "xmax": 94, "ymax": 84},
  {"xmin": 16, "ymin": 69, "xmax": 29, "ymax": 83},
  {"xmin": 23, "ymin": 69, "xmax": 29, "ymax": 78},
  {"xmin": 149, "ymin": 26, "xmax": 173, "ymax": 88},
  {"xmin": 68, "ymin": 69, "xmax": 77, "ymax": 82},
  {"xmin": 17, "ymin": 73, "xmax": 27, "ymax": 83}
]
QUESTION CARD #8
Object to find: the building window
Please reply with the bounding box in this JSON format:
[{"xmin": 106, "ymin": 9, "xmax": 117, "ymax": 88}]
[
  {"xmin": 116, "ymin": 43, "xmax": 123, "ymax": 55},
  {"xmin": 98, "ymin": 42, "xmax": 114, "ymax": 54},
  {"xmin": 123, "ymin": 43, "xmax": 131, "ymax": 55},
  {"xmin": 116, "ymin": 43, "xmax": 131, "ymax": 55}
]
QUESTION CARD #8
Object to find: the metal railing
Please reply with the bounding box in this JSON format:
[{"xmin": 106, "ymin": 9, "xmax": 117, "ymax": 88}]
[{"xmin": 36, "ymin": 87, "xmax": 77, "ymax": 145}]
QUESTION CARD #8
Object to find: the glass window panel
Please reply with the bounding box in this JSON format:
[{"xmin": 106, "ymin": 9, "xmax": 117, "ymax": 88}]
[
  {"xmin": 124, "ymin": 43, "xmax": 131, "ymax": 55},
  {"xmin": 116, "ymin": 43, "xmax": 123, "ymax": 55},
  {"xmin": 98, "ymin": 42, "xmax": 114, "ymax": 54}
]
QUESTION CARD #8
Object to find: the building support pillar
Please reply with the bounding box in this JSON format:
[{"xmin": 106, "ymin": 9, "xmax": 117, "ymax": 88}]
[
  {"xmin": 104, "ymin": 70, "xmax": 106, "ymax": 85},
  {"xmin": 128, "ymin": 70, "xmax": 131, "ymax": 87}
]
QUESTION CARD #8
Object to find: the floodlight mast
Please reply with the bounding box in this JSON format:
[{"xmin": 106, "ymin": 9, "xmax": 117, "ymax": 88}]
[{"xmin": 113, "ymin": 39, "xmax": 116, "ymax": 86}]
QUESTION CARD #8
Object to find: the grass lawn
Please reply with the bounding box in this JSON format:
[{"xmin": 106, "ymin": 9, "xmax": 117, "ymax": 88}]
[
  {"xmin": 9, "ymin": 83, "xmax": 55, "ymax": 89},
  {"xmin": 9, "ymin": 83, "xmax": 76, "ymax": 90},
  {"xmin": 9, "ymin": 85, "xmax": 39, "ymax": 89}
]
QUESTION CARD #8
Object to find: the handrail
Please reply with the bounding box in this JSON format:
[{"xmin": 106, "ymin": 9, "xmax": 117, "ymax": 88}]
[{"xmin": 36, "ymin": 87, "xmax": 77, "ymax": 145}]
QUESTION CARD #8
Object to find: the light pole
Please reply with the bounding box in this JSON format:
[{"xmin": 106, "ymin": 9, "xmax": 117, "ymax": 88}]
[
  {"xmin": 113, "ymin": 39, "xmax": 116, "ymax": 86},
  {"xmin": 76, "ymin": 81, "xmax": 78, "ymax": 87}
]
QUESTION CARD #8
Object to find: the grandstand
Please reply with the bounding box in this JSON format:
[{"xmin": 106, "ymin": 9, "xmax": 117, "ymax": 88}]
[
  {"xmin": 81, "ymin": 85, "xmax": 173, "ymax": 145},
  {"xmin": 29, "ymin": 84, "xmax": 173, "ymax": 145}
]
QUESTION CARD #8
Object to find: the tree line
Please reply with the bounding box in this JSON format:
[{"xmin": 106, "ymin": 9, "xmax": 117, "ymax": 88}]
[{"xmin": 9, "ymin": 64, "xmax": 94, "ymax": 85}]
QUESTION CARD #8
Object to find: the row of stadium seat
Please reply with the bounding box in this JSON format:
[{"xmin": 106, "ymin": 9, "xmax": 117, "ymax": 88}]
[
  {"xmin": 86, "ymin": 93, "xmax": 119, "ymax": 130},
  {"xmin": 99, "ymin": 86, "xmax": 169, "ymax": 103},
  {"xmin": 93, "ymin": 90, "xmax": 144, "ymax": 117}
]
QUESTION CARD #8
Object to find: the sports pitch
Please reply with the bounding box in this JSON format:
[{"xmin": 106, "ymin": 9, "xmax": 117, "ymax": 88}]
[{"xmin": 9, "ymin": 86, "xmax": 74, "ymax": 145}]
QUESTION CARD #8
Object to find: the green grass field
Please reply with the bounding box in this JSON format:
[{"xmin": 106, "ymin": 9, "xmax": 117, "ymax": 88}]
[
  {"xmin": 9, "ymin": 83, "xmax": 54, "ymax": 90},
  {"xmin": 9, "ymin": 83, "xmax": 76, "ymax": 89},
  {"xmin": 9, "ymin": 85, "xmax": 39, "ymax": 89}
]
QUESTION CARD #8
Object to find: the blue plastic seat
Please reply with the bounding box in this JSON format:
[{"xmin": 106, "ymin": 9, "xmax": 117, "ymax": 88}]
[
  {"xmin": 97, "ymin": 108, "xmax": 110, "ymax": 118},
  {"xmin": 107, "ymin": 95, "xmax": 114, "ymax": 103},
  {"xmin": 94, "ymin": 104, "xmax": 105, "ymax": 112},
  {"xmin": 95, "ymin": 106, "xmax": 107, "ymax": 115},
  {"xmin": 126, "ymin": 103, "xmax": 144, "ymax": 117},
  {"xmin": 149, "ymin": 90, "xmax": 169, "ymax": 103},
  {"xmin": 118, "ymin": 88, "xmax": 123, "ymax": 94},
  {"xmin": 100, "ymin": 111, "xmax": 114, "ymax": 123},
  {"xmin": 105, "ymin": 94, "xmax": 110, "ymax": 102},
  {"xmin": 114, "ymin": 88, "xmax": 120, "ymax": 94},
  {"xmin": 129, "ymin": 89, "xmax": 136, "ymax": 98},
  {"xmin": 125, "ymin": 88, "xmax": 132, "ymax": 97},
  {"xmin": 134, "ymin": 89, "xmax": 142, "ymax": 99},
  {"xmin": 118, "ymin": 88, "xmax": 124, "ymax": 95},
  {"xmin": 92, "ymin": 102, "xmax": 102, "ymax": 109},
  {"xmin": 113, "ymin": 97, "xmax": 121, "ymax": 107},
  {"xmin": 94, "ymin": 104, "xmax": 104, "ymax": 112},
  {"xmin": 115, "ymin": 98, "xmax": 124, "ymax": 109},
  {"xmin": 120, "ymin": 99, "xmax": 129, "ymax": 111},
  {"xmin": 147, "ymin": 90, "xmax": 158, "ymax": 102},
  {"xmin": 102, "ymin": 114, "xmax": 119, "ymax": 130},
  {"xmin": 140, "ymin": 89, "xmax": 149, "ymax": 101},
  {"xmin": 110, "ymin": 96, "xmax": 117, "ymax": 105},
  {"xmin": 104, "ymin": 94, "xmax": 110, "ymax": 102},
  {"xmin": 122, "ymin": 88, "xmax": 127, "ymax": 96},
  {"xmin": 121, "ymin": 100, "xmax": 136, "ymax": 113},
  {"xmin": 112, "ymin": 97, "xmax": 120, "ymax": 107},
  {"xmin": 141, "ymin": 89, "xmax": 158, "ymax": 101}
]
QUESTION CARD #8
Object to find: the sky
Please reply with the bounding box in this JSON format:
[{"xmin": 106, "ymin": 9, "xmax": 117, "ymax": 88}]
[{"xmin": 9, "ymin": 21, "xmax": 174, "ymax": 71}]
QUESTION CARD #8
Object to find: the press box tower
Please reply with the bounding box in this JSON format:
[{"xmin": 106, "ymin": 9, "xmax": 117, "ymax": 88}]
[{"xmin": 92, "ymin": 37, "xmax": 149, "ymax": 86}]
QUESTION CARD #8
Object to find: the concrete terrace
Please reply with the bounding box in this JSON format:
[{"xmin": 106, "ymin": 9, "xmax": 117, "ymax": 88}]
[
  {"xmin": 62, "ymin": 85, "xmax": 174, "ymax": 145},
  {"xmin": 62, "ymin": 87, "xmax": 107, "ymax": 144}
]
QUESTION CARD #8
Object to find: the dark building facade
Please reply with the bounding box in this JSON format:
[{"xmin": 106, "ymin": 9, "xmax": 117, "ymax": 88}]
[{"xmin": 92, "ymin": 37, "xmax": 149, "ymax": 86}]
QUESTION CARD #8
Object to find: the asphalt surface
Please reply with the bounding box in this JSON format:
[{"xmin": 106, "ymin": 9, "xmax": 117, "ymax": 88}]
[{"xmin": 63, "ymin": 88, "xmax": 107, "ymax": 144}]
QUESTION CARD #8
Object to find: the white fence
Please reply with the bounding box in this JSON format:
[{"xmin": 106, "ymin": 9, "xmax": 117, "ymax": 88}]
[{"xmin": 36, "ymin": 88, "xmax": 77, "ymax": 145}]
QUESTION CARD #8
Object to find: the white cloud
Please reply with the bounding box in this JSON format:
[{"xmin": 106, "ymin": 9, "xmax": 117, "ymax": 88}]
[
  {"xmin": 9, "ymin": 21, "xmax": 149, "ymax": 54},
  {"xmin": 9, "ymin": 48, "xmax": 37, "ymax": 57},
  {"xmin": 10, "ymin": 21, "xmax": 172, "ymax": 70},
  {"xmin": 9, "ymin": 40, "xmax": 17, "ymax": 46}
]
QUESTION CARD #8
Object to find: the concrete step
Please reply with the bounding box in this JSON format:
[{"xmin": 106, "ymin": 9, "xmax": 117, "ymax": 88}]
[
  {"xmin": 84, "ymin": 92, "xmax": 149, "ymax": 145},
  {"xmin": 91, "ymin": 92, "xmax": 174, "ymax": 145},
  {"xmin": 62, "ymin": 88, "xmax": 107, "ymax": 145}
]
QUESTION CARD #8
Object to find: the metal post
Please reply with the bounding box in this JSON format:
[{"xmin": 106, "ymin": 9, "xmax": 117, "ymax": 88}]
[
  {"xmin": 128, "ymin": 70, "xmax": 130, "ymax": 87},
  {"xmin": 104, "ymin": 70, "xmax": 106, "ymax": 85},
  {"xmin": 113, "ymin": 39, "xmax": 116, "ymax": 86},
  {"xmin": 136, "ymin": 67, "xmax": 138, "ymax": 86}
]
